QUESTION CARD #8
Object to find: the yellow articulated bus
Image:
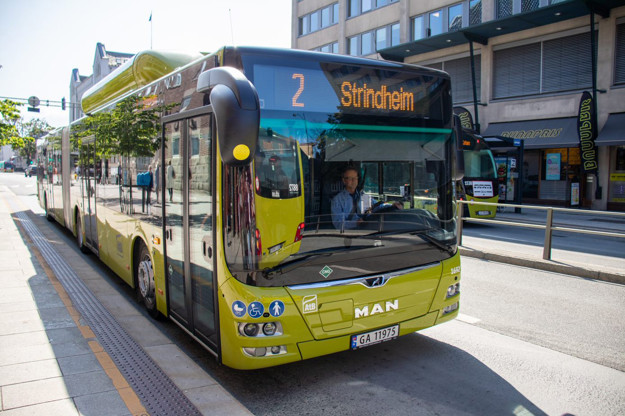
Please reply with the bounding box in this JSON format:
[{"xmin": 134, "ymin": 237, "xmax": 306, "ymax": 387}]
[
  {"xmin": 37, "ymin": 46, "xmax": 461, "ymax": 370},
  {"xmin": 457, "ymin": 129, "xmax": 499, "ymax": 219}
]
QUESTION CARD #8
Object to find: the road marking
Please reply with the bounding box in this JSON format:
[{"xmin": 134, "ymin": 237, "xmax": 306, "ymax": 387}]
[{"xmin": 457, "ymin": 313, "xmax": 481, "ymax": 324}]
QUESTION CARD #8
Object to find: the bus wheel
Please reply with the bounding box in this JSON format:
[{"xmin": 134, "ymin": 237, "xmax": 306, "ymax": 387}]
[
  {"xmin": 136, "ymin": 243, "xmax": 159, "ymax": 318},
  {"xmin": 76, "ymin": 217, "xmax": 89, "ymax": 254}
]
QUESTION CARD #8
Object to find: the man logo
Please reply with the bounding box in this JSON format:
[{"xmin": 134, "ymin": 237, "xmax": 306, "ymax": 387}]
[
  {"xmin": 355, "ymin": 299, "xmax": 399, "ymax": 319},
  {"xmin": 302, "ymin": 295, "xmax": 317, "ymax": 314}
]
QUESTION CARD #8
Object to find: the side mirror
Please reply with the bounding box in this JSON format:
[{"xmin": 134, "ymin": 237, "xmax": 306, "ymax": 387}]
[
  {"xmin": 452, "ymin": 115, "xmax": 465, "ymax": 181},
  {"xmin": 197, "ymin": 67, "xmax": 259, "ymax": 165}
]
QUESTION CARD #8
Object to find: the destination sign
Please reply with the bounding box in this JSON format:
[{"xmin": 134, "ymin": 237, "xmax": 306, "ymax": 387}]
[{"xmin": 252, "ymin": 64, "xmax": 427, "ymax": 117}]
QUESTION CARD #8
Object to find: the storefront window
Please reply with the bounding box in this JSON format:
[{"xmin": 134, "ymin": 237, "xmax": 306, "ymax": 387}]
[{"xmin": 609, "ymin": 147, "xmax": 625, "ymax": 205}]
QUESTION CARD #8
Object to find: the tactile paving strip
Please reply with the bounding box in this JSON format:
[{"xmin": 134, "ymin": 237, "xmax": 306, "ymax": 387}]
[{"xmin": 15, "ymin": 209, "xmax": 202, "ymax": 416}]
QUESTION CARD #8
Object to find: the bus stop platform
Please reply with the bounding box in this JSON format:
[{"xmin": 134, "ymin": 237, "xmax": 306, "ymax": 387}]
[{"xmin": 0, "ymin": 187, "xmax": 251, "ymax": 416}]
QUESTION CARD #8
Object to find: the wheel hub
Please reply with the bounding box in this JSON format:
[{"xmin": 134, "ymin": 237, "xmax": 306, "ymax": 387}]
[{"xmin": 138, "ymin": 259, "xmax": 154, "ymax": 298}]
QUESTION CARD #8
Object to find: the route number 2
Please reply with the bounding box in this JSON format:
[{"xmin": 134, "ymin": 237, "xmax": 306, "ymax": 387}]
[{"xmin": 292, "ymin": 73, "xmax": 305, "ymax": 108}]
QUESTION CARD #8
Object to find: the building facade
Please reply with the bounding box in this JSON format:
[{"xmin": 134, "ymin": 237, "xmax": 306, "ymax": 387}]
[
  {"xmin": 69, "ymin": 43, "xmax": 133, "ymax": 123},
  {"xmin": 292, "ymin": 0, "xmax": 625, "ymax": 211}
]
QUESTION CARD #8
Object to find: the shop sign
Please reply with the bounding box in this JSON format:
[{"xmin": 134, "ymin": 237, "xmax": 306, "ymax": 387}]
[{"xmin": 577, "ymin": 91, "xmax": 598, "ymax": 173}]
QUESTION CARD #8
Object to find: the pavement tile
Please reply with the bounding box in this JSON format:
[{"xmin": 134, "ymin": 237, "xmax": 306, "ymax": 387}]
[
  {"xmin": 0, "ymin": 398, "xmax": 80, "ymax": 416},
  {"xmin": 2, "ymin": 376, "xmax": 72, "ymax": 409},
  {"xmin": 0, "ymin": 358, "xmax": 62, "ymax": 386},
  {"xmin": 0, "ymin": 330, "xmax": 49, "ymax": 349},
  {"xmin": 0, "ymin": 343, "xmax": 56, "ymax": 366},
  {"xmin": 0, "ymin": 287, "xmax": 33, "ymax": 305},
  {"xmin": 73, "ymin": 390, "xmax": 132, "ymax": 416},
  {"xmin": 185, "ymin": 384, "xmax": 253, "ymax": 416},
  {"xmin": 57, "ymin": 353, "xmax": 102, "ymax": 376}
]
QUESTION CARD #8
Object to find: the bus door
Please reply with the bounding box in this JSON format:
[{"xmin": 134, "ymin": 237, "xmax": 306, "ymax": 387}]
[
  {"xmin": 79, "ymin": 136, "xmax": 98, "ymax": 250},
  {"xmin": 163, "ymin": 110, "xmax": 217, "ymax": 350}
]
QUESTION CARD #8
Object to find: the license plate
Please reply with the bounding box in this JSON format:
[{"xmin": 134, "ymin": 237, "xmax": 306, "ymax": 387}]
[
  {"xmin": 351, "ymin": 325, "xmax": 399, "ymax": 349},
  {"xmin": 477, "ymin": 210, "xmax": 491, "ymax": 216}
]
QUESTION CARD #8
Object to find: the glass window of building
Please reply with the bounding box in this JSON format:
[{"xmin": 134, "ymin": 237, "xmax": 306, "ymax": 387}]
[
  {"xmin": 521, "ymin": 0, "xmax": 539, "ymax": 12},
  {"xmin": 299, "ymin": 3, "xmax": 339, "ymax": 36},
  {"xmin": 310, "ymin": 11, "xmax": 319, "ymax": 32},
  {"xmin": 615, "ymin": 23, "xmax": 625, "ymax": 85},
  {"xmin": 497, "ymin": 0, "xmax": 513, "ymax": 18},
  {"xmin": 469, "ymin": 0, "xmax": 482, "ymax": 25},
  {"xmin": 349, "ymin": 0, "xmax": 397, "ymax": 18},
  {"xmin": 448, "ymin": 4, "xmax": 463, "ymax": 32},
  {"xmin": 429, "ymin": 10, "xmax": 443, "ymax": 37},
  {"xmin": 348, "ymin": 36, "xmax": 359, "ymax": 56},
  {"xmin": 391, "ymin": 23, "xmax": 400, "ymax": 45},
  {"xmin": 349, "ymin": 0, "xmax": 359, "ymax": 17},
  {"xmin": 413, "ymin": 15, "xmax": 425, "ymax": 40},
  {"xmin": 376, "ymin": 27, "xmax": 387, "ymax": 51},
  {"xmin": 322, "ymin": 7, "xmax": 330, "ymax": 27},
  {"xmin": 362, "ymin": 31, "xmax": 373, "ymax": 55}
]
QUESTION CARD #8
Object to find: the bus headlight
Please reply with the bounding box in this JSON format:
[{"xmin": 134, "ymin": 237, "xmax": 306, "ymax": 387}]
[
  {"xmin": 263, "ymin": 322, "xmax": 277, "ymax": 336},
  {"xmin": 446, "ymin": 283, "xmax": 460, "ymax": 298},
  {"xmin": 241, "ymin": 323, "xmax": 259, "ymax": 337}
]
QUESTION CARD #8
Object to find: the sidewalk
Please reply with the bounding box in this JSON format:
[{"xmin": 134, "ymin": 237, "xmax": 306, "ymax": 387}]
[
  {"xmin": 0, "ymin": 187, "xmax": 252, "ymax": 416},
  {"xmin": 459, "ymin": 207, "xmax": 625, "ymax": 285},
  {"xmin": 0, "ymin": 191, "xmax": 139, "ymax": 415}
]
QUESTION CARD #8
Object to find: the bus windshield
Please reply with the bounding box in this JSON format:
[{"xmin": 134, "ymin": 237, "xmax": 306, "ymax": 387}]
[
  {"xmin": 226, "ymin": 54, "xmax": 456, "ymax": 287},
  {"xmin": 464, "ymin": 148, "xmax": 497, "ymax": 179}
]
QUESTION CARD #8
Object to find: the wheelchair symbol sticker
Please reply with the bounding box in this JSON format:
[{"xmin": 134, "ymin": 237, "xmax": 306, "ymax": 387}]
[
  {"xmin": 232, "ymin": 301, "xmax": 246, "ymax": 318},
  {"xmin": 248, "ymin": 301, "xmax": 264, "ymax": 319}
]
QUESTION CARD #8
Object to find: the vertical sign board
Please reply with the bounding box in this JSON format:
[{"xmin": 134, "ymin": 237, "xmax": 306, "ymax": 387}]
[
  {"xmin": 453, "ymin": 106, "xmax": 474, "ymax": 130},
  {"xmin": 577, "ymin": 91, "xmax": 598, "ymax": 173}
]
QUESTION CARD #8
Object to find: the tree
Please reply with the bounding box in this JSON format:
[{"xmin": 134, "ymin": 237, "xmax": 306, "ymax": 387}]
[
  {"xmin": 72, "ymin": 95, "xmax": 168, "ymax": 159},
  {"xmin": 16, "ymin": 119, "xmax": 53, "ymax": 164},
  {"xmin": 0, "ymin": 99, "xmax": 21, "ymax": 147}
]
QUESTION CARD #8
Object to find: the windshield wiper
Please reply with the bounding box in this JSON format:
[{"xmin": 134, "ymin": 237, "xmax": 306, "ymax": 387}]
[
  {"xmin": 261, "ymin": 244, "xmax": 371, "ymax": 279},
  {"xmin": 352, "ymin": 228, "xmax": 455, "ymax": 255}
]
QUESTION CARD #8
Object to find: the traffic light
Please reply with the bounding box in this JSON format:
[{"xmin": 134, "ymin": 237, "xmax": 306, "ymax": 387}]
[{"xmin": 61, "ymin": 97, "xmax": 66, "ymax": 110}]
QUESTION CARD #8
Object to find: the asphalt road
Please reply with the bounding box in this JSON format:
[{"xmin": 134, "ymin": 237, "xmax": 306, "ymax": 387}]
[{"xmin": 4, "ymin": 172, "xmax": 625, "ymax": 416}]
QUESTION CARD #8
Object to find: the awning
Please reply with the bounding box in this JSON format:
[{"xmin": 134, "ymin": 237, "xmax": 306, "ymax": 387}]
[
  {"xmin": 595, "ymin": 113, "xmax": 625, "ymax": 146},
  {"xmin": 482, "ymin": 117, "xmax": 579, "ymax": 149}
]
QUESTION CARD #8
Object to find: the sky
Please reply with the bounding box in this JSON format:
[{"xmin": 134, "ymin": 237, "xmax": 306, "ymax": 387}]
[{"xmin": 0, "ymin": 0, "xmax": 292, "ymax": 129}]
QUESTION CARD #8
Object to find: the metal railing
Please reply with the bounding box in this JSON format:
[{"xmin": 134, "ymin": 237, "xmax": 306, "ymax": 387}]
[{"xmin": 457, "ymin": 200, "xmax": 625, "ymax": 260}]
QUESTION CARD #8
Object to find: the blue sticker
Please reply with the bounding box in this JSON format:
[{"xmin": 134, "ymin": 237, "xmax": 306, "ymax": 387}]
[
  {"xmin": 232, "ymin": 300, "xmax": 247, "ymax": 318},
  {"xmin": 269, "ymin": 300, "xmax": 285, "ymax": 317},
  {"xmin": 248, "ymin": 301, "xmax": 264, "ymax": 319}
]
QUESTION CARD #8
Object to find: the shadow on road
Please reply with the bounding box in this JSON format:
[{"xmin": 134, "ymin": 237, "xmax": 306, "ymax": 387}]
[{"xmin": 214, "ymin": 331, "xmax": 546, "ymax": 416}]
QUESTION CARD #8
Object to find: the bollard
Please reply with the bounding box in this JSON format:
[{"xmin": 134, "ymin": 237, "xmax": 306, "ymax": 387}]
[{"xmin": 543, "ymin": 208, "xmax": 553, "ymax": 260}]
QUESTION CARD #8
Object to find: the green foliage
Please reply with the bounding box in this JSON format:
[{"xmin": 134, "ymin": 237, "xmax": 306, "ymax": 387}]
[
  {"xmin": 17, "ymin": 119, "xmax": 53, "ymax": 163},
  {"xmin": 0, "ymin": 99, "xmax": 21, "ymax": 146},
  {"xmin": 72, "ymin": 95, "xmax": 173, "ymax": 159}
]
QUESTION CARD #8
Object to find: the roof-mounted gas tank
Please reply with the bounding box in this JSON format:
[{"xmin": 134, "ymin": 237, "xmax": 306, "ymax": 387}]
[{"xmin": 81, "ymin": 50, "xmax": 202, "ymax": 114}]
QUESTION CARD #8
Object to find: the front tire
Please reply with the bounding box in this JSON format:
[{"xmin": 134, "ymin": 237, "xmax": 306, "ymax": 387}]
[{"xmin": 136, "ymin": 243, "xmax": 159, "ymax": 318}]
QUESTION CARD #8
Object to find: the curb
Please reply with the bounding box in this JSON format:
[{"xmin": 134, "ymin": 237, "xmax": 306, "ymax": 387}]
[{"xmin": 459, "ymin": 247, "xmax": 625, "ymax": 285}]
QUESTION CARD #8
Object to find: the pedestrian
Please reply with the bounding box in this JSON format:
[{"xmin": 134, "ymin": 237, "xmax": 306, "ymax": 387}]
[{"xmin": 166, "ymin": 161, "xmax": 175, "ymax": 202}]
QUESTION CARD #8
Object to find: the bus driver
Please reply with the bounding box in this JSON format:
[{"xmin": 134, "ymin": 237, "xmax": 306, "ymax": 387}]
[{"xmin": 331, "ymin": 166, "xmax": 366, "ymax": 230}]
